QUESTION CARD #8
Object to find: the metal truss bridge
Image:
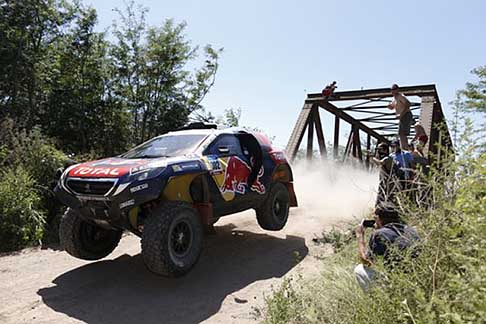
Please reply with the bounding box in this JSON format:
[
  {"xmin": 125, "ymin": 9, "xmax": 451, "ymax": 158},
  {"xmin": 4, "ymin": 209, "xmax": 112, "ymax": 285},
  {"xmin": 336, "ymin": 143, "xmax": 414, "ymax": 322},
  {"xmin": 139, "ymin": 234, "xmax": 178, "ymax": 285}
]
[{"xmin": 286, "ymin": 84, "xmax": 453, "ymax": 166}]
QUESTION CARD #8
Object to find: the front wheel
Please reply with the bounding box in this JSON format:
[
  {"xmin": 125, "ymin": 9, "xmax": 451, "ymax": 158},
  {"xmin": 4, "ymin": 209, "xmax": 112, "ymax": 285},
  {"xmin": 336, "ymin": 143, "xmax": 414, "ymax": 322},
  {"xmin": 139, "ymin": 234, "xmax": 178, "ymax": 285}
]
[
  {"xmin": 141, "ymin": 201, "xmax": 203, "ymax": 277},
  {"xmin": 255, "ymin": 182, "xmax": 290, "ymax": 231},
  {"xmin": 59, "ymin": 208, "xmax": 122, "ymax": 260}
]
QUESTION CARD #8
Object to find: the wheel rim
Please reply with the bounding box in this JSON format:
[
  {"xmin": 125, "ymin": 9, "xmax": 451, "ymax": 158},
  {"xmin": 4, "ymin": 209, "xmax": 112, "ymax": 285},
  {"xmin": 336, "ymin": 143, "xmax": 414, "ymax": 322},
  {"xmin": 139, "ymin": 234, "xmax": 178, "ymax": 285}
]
[
  {"xmin": 273, "ymin": 200, "xmax": 281, "ymax": 215},
  {"xmin": 169, "ymin": 219, "xmax": 193, "ymax": 258},
  {"xmin": 80, "ymin": 221, "xmax": 113, "ymax": 252},
  {"xmin": 273, "ymin": 195, "xmax": 288, "ymax": 222}
]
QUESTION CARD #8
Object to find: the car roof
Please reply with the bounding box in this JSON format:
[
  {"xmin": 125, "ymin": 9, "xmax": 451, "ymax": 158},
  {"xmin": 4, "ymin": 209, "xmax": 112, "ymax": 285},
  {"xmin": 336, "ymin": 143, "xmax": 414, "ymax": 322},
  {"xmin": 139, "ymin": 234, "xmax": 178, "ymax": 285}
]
[{"xmin": 164, "ymin": 127, "xmax": 250, "ymax": 137}]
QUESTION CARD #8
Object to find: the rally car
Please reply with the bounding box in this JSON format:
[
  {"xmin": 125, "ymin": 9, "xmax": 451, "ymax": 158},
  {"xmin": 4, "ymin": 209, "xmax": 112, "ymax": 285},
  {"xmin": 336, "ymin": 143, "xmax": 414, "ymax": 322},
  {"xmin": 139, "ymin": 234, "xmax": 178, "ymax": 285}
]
[{"xmin": 55, "ymin": 124, "xmax": 297, "ymax": 277}]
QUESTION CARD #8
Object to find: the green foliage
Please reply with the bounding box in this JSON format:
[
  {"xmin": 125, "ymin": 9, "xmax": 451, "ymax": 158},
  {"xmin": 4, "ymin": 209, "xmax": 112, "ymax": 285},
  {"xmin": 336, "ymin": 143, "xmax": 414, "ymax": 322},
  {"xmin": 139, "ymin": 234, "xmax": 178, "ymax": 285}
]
[
  {"xmin": 0, "ymin": 0, "xmax": 223, "ymax": 251},
  {"xmin": 111, "ymin": 1, "xmax": 222, "ymax": 143},
  {"xmin": 191, "ymin": 107, "xmax": 242, "ymax": 127},
  {"xmin": 1, "ymin": 0, "xmax": 221, "ymax": 156},
  {"xmin": 264, "ymin": 153, "xmax": 486, "ymax": 324},
  {"xmin": 220, "ymin": 107, "xmax": 241, "ymax": 127},
  {"xmin": 313, "ymin": 226, "xmax": 354, "ymax": 253},
  {"xmin": 0, "ymin": 166, "xmax": 45, "ymax": 252},
  {"xmin": 459, "ymin": 66, "xmax": 486, "ymax": 114},
  {"xmin": 0, "ymin": 118, "xmax": 69, "ymax": 244},
  {"xmin": 264, "ymin": 279, "xmax": 302, "ymax": 324},
  {"xmin": 0, "ymin": 119, "xmax": 68, "ymax": 187},
  {"xmin": 39, "ymin": 5, "xmax": 131, "ymax": 155},
  {"xmin": 454, "ymin": 66, "xmax": 486, "ymax": 152},
  {"xmin": 0, "ymin": 0, "xmax": 77, "ymax": 127}
]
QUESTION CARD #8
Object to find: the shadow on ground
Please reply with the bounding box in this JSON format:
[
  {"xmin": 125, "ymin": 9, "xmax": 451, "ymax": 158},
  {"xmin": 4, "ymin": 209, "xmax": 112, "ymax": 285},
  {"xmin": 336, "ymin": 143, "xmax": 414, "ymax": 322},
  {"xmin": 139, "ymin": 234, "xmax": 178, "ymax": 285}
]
[{"xmin": 38, "ymin": 224, "xmax": 308, "ymax": 324}]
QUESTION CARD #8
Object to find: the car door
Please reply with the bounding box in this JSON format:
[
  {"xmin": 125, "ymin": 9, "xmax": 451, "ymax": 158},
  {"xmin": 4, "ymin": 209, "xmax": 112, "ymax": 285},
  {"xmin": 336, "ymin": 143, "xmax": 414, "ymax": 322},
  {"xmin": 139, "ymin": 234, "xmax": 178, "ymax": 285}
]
[{"xmin": 203, "ymin": 134, "xmax": 253, "ymax": 215}]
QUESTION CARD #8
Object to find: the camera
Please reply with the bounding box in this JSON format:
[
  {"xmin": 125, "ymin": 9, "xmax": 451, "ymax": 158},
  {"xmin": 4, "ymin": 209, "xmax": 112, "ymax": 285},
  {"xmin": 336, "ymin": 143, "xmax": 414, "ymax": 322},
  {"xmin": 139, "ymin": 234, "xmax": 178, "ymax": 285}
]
[{"xmin": 361, "ymin": 219, "xmax": 376, "ymax": 228}]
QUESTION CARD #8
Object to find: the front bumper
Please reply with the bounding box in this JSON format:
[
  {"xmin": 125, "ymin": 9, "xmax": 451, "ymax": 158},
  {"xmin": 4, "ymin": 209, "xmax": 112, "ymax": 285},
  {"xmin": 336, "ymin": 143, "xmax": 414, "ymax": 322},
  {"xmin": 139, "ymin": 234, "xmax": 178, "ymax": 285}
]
[{"xmin": 54, "ymin": 176, "xmax": 167, "ymax": 230}]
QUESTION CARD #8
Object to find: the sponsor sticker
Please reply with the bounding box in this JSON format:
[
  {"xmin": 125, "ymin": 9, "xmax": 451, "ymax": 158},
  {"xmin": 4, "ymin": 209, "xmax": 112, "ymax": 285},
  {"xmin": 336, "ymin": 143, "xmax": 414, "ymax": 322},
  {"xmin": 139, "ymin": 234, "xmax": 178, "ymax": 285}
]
[
  {"xmin": 119, "ymin": 199, "xmax": 135, "ymax": 209},
  {"xmin": 206, "ymin": 156, "xmax": 221, "ymax": 171},
  {"xmin": 130, "ymin": 183, "xmax": 149, "ymax": 193},
  {"xmin": 271, "ymin": 151, "xmax": 286, "ymax": 161},
  {"xmin": 78, "ymin": 196, "xmax": 110, "ymax": 202},
  {"xmin": 181, "ymin": 162, "xmax": 200, "ymax": 170},
  {"xmin": 71, "ymin": 167, "xmax": 121, "ymax": 176},
  {"xmin": 130, "ymin": 165, "xmax": 150, "ymax": 174},
  {"xmin": 172, "ymin": 162, "xmax": 200, "ymax": 172}
]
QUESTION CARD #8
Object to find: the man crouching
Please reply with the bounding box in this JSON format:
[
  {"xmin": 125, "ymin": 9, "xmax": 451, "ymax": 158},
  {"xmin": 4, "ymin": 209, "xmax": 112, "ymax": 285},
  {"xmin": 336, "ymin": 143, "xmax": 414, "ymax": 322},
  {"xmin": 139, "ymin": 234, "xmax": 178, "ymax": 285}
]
[{"xmin": 354, "ymin": 206, "xmax": 420, "ymax": 292}]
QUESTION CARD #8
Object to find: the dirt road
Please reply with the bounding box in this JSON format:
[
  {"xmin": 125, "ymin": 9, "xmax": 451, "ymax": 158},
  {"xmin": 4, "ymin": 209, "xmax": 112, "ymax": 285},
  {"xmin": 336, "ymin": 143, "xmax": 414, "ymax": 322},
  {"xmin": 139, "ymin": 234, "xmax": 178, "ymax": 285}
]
[{"xmin": 0, "ymin": 164, "xmax": 376, "ymax": 324}]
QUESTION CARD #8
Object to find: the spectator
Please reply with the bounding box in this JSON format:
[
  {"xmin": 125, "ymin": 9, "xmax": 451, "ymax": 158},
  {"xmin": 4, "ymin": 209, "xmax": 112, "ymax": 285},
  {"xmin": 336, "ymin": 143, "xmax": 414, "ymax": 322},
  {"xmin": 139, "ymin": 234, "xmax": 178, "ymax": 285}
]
[
  {"xmin": 410, "ymin": 142, "xmax": 430, "ymax": 205},
  {"xmin": 390, "ymin": 139, "xmax": 415, "ymax": 188},
  {"xmin": 388, "ymin": 84, "xmax": 413, "ymax": 151},
  {"xmin": 354, "ymin": 206, "xmax": 420, "ymax": 292},
  {"xmin": 410, "ymin": 142, "xmax": 429, "ymax": 177},
  {"xmin": 412, "ymin": 122, "xmax": 428, "ymax": 147},
  {"xmin": 372, "ymin": 143, "xmax": 400, "ymax": 206},
  {"xmin": 322, "ymin": 81, "xmax": 337, "ymax": 98}
]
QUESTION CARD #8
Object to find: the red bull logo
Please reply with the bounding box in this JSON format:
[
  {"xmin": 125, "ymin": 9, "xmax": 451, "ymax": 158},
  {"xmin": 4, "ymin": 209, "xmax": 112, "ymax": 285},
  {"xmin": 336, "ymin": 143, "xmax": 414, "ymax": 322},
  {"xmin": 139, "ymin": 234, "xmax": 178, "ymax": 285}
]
[{"xmin": 220, "ymin": 156, "xmax": 265, "ymax": 195}]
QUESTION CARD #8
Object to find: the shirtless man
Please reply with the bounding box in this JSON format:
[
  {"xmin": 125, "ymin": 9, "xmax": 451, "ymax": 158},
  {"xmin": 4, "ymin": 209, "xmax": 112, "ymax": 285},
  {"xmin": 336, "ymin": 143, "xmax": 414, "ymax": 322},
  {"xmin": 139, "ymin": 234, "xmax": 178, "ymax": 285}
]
[{"xmin": 388, "ymin": 84, "xmax": 413, "ymax": 151}]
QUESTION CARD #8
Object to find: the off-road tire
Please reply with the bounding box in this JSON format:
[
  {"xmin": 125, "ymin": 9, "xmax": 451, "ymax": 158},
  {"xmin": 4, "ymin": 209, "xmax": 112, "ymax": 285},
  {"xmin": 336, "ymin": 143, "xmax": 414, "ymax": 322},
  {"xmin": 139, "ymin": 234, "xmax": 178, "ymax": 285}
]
[
  {"xmin": 59, "ymin": 208, "xmax": 122, "ymax": 260},
  {"xmin": 255, "ymin": 182, "xmax": 290, "ymax": 231},
  {"xmin": 141, "ymin": 201, "xmax": 203, "ymax": 277}
]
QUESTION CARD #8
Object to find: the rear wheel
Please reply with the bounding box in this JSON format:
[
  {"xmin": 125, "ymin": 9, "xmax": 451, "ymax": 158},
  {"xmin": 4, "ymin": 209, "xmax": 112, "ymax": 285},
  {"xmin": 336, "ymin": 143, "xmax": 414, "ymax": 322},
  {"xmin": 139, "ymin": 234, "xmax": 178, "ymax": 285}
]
[
  {"xmin": 141, "ymin": 201, "xmax": 203, "ymax": 277},
  {"xmin": 59, "ymin": 208, "xmax": 122, "ymax": 260},
  {"xmin": 255, "ymin": 182, "xmax": 290, "ymax": 231}
]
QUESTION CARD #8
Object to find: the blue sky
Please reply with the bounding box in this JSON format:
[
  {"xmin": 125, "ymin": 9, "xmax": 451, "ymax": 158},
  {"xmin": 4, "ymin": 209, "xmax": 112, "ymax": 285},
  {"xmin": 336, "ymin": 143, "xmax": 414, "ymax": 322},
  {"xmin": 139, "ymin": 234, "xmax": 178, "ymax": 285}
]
[{"xmin": 88, "ymin": 0, "xmax": 486, "ymax": 148}]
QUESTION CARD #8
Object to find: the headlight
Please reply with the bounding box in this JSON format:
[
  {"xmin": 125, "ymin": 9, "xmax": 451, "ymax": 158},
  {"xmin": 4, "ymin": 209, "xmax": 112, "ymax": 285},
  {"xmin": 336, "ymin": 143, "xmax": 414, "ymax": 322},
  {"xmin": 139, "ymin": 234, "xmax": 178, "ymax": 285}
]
[{"xmin": 130, "ymin": 167, "xmax": 166, "ymax": 181}]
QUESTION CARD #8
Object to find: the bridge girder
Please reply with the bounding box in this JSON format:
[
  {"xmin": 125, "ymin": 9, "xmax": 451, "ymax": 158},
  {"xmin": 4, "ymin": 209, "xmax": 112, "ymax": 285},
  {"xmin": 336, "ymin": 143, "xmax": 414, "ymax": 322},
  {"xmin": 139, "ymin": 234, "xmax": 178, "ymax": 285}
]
[{"xmin": 286, "ymin": 84, "xmax": 453, "ymax": 164}]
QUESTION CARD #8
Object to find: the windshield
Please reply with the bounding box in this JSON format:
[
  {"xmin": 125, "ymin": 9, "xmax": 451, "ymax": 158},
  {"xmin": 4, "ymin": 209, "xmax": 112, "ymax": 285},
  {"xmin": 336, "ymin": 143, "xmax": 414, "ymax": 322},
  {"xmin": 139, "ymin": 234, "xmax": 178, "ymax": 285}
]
[{"xmin": 121, "ymin": 134, "xmax": 207, "ymax": 159}]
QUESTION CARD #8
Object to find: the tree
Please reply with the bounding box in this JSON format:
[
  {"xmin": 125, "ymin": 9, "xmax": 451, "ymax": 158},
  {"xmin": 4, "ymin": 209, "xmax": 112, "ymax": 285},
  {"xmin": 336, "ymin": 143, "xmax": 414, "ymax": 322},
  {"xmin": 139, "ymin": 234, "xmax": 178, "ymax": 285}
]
[
  {"xmin": 1, "ymin": 0, "xmax": 222, "ymax": 155},
  {"xmin": 220, "ymin": 107, "xmax": 241, "ymax": 127},
  {"xmin": 190, "ymin": 106, "xmax": 217, "ymax": 123},
  {"xmin": 191, "ymin": 107, "xmax": 241, "ymax": 127},
  {"xmin": 111, "ymin": 1, "xmax": 222, "ymax": 144},
  {"xmin": 459, "ymin": 66, "xmax": 486, "ymax": 114},
  {"xmin": 39, "ymin": 5, "xmax": 130, "ymax": 155},
  {"xmin": 0, "ymin": 0, "xmax": 77, "ymax": 127},
  {"xmin": 456, "ymin": 66, "xmax": 486, "ymax": 152}
]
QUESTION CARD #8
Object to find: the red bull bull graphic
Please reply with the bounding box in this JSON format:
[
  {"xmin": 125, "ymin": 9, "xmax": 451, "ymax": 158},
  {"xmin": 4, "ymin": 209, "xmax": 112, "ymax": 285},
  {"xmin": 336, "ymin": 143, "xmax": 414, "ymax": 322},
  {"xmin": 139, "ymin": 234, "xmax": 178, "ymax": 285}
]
[{"xmin": 220, "ymin": 156, "xmax": 265, "ymax": 196}]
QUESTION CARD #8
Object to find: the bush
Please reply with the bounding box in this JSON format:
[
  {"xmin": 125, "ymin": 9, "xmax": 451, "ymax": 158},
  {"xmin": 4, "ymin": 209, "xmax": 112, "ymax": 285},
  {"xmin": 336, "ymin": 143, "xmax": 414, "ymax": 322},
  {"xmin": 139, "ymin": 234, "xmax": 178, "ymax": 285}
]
[
  {"xmin": 0, "ymin": 118, "xmax": 69, "ymax": 246},
  {"xmin": 312, "ymin": 226, "xmax": 354, "ymax": 253},
  {"xmin": 0, "ymin": 167, "xmax": 45, "ymax": 252},
  {"xmin": 13, "ymin": 128, "xmax": 70, "ymax": 242},
  {"xmin": 263, "ymin": 154, "xmax": 486, "ymax": 324},
  {"xmin": 0, "ymin": 119, "xmax": 68, "ymax": 187}
]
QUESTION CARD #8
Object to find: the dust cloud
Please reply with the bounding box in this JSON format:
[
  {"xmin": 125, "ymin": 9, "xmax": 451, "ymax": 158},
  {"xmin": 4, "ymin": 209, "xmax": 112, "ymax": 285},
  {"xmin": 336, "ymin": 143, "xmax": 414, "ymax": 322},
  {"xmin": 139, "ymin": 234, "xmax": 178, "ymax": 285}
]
[{"xmin": 291, "ymin": 160, "xmax": 378, "ymax": 225}]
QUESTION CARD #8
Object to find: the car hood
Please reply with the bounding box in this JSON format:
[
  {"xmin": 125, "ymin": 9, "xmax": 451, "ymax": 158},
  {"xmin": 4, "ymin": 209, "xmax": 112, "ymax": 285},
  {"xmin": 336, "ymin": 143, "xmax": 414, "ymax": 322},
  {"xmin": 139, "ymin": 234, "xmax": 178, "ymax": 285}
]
[
  {"xmin": 67, "ymin": 154, "xmax": 206, "ymax": 177},
  {"xmin": 67, "ymin": 157, "xmax": 158, "ymax": 178}
]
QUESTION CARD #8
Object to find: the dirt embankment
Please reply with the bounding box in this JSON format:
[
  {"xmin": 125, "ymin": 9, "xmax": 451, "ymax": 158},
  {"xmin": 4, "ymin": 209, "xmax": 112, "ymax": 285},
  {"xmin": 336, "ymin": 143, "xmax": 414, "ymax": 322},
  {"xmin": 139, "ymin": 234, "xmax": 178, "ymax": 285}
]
[{"xmin": 0, "ymin": 162, "xmax": 376, "ymax": 324}]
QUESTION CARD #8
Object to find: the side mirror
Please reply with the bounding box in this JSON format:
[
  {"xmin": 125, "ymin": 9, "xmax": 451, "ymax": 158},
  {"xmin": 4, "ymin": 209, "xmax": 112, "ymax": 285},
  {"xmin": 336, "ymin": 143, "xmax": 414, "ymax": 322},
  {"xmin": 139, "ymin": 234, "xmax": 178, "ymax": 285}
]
[{"xmin": 218, "ymin": 146, "xmax": 230, "ymax": 154}]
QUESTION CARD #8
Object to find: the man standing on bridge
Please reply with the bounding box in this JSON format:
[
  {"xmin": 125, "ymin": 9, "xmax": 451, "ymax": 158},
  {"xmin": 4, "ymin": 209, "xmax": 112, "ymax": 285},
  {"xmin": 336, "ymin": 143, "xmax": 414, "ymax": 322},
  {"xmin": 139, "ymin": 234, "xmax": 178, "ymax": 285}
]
[{"xmin": 388, "ymin": 84, "xmax": 413, "ymax": 151}]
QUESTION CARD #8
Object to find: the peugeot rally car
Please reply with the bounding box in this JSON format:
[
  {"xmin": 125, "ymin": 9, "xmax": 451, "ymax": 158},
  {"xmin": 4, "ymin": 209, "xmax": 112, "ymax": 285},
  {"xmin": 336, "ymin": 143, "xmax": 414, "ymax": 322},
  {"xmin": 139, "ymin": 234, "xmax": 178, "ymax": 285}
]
[{"xmin": 55, "ymin": 124, "xmax": 297, "ymax": 277}]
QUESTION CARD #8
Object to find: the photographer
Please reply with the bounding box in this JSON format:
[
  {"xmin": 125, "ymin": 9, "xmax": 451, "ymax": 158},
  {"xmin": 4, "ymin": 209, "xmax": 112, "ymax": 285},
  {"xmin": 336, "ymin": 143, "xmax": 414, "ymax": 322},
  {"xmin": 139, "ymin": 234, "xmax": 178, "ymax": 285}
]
[{"xmin": 354, "ymin": 207, "xmax": 420, "ymax": 292}]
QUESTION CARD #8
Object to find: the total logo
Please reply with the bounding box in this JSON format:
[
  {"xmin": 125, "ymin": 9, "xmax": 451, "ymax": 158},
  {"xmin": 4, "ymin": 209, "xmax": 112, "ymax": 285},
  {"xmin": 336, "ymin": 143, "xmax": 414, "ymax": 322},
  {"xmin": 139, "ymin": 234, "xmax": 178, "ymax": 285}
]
[{"xmin": 69, "ymin": 167, "xmax": 123, "ymax": 177}]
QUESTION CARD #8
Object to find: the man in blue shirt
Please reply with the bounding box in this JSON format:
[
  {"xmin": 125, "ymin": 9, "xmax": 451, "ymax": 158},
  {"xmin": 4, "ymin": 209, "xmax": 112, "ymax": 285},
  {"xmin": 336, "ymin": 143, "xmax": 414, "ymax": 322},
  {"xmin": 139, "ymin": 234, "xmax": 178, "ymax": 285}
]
[
  {"xmin": 354, "ymin": 206, "xmax": 420, "ymax": 291},
  {"xmin": 390, "ymin": 140, "xmax": 415, "ymax": 186}
]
